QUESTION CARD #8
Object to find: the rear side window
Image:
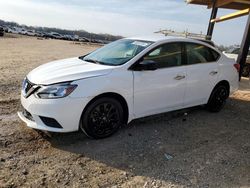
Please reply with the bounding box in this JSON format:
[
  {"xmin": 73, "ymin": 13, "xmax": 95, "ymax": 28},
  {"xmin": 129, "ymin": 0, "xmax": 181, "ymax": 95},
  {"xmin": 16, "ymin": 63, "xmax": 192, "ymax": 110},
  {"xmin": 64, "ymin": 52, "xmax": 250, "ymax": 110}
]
[
  {"xmin": 144, "ymin": 43, "xmax": 182, "ymax": 68},
  {"xmin": 210, "ymin": 49, "xmax": 220, "ymax": 60},
  {"xmin": 186, "ymin": 43, "xmax": 219, "ymax": 64}
]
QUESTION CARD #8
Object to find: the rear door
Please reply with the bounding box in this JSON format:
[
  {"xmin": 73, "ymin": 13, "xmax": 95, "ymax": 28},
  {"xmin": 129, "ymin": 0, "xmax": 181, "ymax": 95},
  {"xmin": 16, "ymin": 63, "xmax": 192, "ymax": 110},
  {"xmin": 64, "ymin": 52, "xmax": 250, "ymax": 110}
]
[{"xmin": 184, "ymin": 42, "xmax": 220, "ymax": 107}]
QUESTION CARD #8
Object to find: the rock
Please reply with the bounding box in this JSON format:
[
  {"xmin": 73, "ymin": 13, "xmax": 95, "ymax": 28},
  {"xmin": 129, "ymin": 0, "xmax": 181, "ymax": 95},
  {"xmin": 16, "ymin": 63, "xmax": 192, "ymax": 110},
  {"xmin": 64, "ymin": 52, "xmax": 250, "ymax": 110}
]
[
  {"xmin": 22, "ymin": 169, "xmax": 28, "ymax": 175},
  {"xmin": 99, "ymin": 170, "xmax": 104, "ymax": 174},
  {"xmin": 121, "ymin": 171, "xmax": 128, "ymax": 177},
  {"xmin": 143, "ymin": 181, "xmax": 149, "ymax": 188},
  {"xmin": 40, "ymin": 177, "xmax": 46, "ymax": 185},
  {"xmin": 64, "ymin": 180, "xmax": 70, "ymax": 185},
  {"xmin": 164, "ymin": 153, "xmax": 173, "ymax": 160}
]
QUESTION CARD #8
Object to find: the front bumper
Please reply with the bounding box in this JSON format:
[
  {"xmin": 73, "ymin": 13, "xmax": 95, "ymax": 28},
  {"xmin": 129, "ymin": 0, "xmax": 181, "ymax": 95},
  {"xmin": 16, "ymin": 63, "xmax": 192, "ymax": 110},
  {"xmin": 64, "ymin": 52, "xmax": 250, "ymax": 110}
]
[{"xmin": 18, "ymin": 93, "xmax": 90, "ymax": 132}]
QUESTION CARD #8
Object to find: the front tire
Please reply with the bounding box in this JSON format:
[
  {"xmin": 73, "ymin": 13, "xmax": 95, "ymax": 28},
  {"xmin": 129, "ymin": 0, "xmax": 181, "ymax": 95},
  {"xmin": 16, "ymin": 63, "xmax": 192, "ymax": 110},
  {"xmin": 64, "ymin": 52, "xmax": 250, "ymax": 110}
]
[
  {"xmin": 207, "ymin": 85, "xmax": 229, "ymax": 112},
  {"xmin": 80, "ymin": 97, "xmax": 124, "ymax": 139}
]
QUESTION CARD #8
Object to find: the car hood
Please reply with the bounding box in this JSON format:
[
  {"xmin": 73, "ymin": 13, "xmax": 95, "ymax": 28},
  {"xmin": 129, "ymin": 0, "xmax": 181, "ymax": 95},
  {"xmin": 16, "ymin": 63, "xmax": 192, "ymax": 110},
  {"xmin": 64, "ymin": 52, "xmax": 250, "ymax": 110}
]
[{"xmin": 27, "ymin": 57, "xmax": 114, "ymax": 85}]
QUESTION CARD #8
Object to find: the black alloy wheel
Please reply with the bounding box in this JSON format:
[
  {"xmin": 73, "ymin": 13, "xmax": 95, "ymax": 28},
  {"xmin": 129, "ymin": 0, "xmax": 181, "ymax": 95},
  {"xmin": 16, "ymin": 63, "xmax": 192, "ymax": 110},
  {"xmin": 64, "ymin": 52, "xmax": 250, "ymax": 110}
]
[
  {"xmin": 207, "ymin": 85, "xmax": 229, "ymax": 112},
  {"xmin": 80, "ymin": 97, "xmax": 123, "ymax": 139}
]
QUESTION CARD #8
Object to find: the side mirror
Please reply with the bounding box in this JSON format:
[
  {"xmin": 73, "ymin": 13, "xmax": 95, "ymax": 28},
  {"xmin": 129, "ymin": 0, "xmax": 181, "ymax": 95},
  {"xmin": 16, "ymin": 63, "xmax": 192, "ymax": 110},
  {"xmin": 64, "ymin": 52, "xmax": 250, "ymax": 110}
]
[{"xmin": 135, "ymin": 60, "xmax": 157, "ymax": 71}]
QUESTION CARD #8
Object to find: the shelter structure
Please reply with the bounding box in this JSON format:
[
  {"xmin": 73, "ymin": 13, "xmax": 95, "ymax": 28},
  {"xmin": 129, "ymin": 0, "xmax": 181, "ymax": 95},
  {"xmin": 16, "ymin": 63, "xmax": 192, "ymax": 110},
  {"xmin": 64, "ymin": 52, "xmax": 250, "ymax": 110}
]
[{"xmin": 187, "ymin": 0, "xmax": 250, "ymax": 79}]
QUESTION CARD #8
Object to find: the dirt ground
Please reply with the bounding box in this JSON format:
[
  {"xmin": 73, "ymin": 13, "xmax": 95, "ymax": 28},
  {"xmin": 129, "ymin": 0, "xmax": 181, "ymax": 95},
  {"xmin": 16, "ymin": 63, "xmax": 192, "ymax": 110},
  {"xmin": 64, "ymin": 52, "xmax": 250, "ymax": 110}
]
[{"xmin": 0, "ymin": 35, "xmax": 250, "ymax": 188}]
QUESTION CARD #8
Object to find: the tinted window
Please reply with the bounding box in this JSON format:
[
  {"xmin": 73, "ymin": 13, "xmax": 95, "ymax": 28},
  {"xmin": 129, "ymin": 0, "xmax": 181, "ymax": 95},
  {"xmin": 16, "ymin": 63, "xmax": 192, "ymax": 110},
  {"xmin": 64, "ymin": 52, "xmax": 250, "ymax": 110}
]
[
  {"xmin": 186, "ymin": 43, "xmax": 219, "ymax": 64},
  {"xmin": 210, "ymin": 49, "xmax": 220, "ymax": 61},
  {"xmin": 144, "ymin": 43, "xmax": 182, "ymax": 68}
]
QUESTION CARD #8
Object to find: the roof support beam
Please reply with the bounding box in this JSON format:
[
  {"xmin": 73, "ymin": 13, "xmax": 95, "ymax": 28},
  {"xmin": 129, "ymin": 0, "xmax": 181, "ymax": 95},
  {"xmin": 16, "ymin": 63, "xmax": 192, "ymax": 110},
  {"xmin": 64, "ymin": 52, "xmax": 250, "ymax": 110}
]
[
  {"xmin": 211, "ymin": 8, "xmax": 250, "ymax": 22},
  {"xmin": 237, "ymin": 13, "xmax": 250, "ymax": 80},
  {"xmin": 207, "ymin": 0, "xmax": 218, "ymax": 39}
]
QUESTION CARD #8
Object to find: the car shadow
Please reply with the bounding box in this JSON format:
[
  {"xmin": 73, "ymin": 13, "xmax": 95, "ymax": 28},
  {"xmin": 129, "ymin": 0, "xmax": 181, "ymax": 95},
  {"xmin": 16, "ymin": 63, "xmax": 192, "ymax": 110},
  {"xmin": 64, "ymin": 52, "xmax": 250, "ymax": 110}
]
[{"xmin": 44, "ymin": 98, "xmax": 250, "ymax": 187}]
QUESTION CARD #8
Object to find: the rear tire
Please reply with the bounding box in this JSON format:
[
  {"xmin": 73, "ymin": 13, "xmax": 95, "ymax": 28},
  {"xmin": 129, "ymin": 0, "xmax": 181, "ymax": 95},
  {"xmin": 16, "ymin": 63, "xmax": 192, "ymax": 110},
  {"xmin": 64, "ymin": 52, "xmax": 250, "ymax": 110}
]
[
  {"xmin": 80, "ymin": 97, "xmax": 124, "ymax": 139},
  {"xmin": 207, "ymin": 85, "xmax": 229, "ymax": 112},
  {"xmin": 242, "ymin": 64, "xmax": 250, "ymax": 77}
]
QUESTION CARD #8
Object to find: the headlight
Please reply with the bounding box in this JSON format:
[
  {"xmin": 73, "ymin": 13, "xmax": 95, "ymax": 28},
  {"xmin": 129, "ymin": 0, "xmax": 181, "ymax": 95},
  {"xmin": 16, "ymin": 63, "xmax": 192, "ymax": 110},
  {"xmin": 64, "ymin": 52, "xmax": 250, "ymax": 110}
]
[{"xmin": 35, "ymin": 82, "xmax": 77, "ymax": 99}]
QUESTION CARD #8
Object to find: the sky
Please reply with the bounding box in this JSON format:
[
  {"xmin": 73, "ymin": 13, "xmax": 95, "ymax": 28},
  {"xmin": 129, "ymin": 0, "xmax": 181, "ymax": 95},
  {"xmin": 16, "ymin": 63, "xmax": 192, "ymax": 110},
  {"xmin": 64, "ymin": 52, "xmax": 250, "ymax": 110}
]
[{"xmin": 0, "ymin": 0, "xmax": 247, "ymax": 45}]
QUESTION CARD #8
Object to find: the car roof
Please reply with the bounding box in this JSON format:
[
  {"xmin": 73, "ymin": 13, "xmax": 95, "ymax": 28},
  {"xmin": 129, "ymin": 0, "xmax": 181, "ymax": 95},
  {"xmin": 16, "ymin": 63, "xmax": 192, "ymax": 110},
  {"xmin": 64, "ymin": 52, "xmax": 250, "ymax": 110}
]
[{"xmin": 127, "ymin": 34, "xmax": 178, "ymax": 42}]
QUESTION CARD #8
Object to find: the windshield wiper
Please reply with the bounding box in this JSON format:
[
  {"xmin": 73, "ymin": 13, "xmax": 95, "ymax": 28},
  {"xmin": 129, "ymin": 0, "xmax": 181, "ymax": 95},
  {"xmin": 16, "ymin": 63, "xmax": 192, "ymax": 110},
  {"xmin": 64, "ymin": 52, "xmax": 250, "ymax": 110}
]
[{"xmin": 83, "ymin": 58, "xmax": 103, "ymax": 65}]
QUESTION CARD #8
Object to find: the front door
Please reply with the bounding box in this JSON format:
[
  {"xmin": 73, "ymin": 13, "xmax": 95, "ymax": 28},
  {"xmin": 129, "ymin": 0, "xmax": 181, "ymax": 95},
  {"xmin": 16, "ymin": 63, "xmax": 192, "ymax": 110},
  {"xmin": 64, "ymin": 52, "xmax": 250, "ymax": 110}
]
[{"xmin": 132, "ymin": 42, "xmax": 187, "ymax": 118}]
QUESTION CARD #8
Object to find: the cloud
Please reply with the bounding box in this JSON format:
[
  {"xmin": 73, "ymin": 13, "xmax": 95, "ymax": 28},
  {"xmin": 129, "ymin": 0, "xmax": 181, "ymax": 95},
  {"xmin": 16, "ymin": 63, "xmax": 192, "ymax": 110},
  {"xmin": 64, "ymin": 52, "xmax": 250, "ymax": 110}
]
[{"xmin": 0, "ymin": 0, "xmax": 247, "ymax": 45}]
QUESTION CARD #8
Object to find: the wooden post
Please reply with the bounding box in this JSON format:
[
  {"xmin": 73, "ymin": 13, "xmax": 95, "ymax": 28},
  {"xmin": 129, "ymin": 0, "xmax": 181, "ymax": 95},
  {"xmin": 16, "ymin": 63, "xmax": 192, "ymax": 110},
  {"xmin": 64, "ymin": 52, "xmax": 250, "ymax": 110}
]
[{"xmin": 237, "ymin": 13, "xmax": 250, "ymax": 80}]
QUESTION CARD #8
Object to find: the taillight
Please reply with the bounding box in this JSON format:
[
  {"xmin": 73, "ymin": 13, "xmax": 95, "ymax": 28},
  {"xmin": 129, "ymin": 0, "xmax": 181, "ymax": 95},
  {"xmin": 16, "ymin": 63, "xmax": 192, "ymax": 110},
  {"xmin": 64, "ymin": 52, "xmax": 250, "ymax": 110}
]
[{"xmin": 234, "ymin": 63, "xmax": 240, "ymax": 72}]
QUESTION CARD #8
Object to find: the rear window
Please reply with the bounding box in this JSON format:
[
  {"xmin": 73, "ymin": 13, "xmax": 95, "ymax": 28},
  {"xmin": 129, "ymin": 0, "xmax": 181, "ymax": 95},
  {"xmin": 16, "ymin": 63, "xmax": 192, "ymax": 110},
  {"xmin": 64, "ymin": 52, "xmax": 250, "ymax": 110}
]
[
  {"xmin": 210, "ymin": 49, "xmax": 220, "ymax": 61},
  {"xmin": 186, "ymin": 43, "xmax": 220, "ymax": 64}
]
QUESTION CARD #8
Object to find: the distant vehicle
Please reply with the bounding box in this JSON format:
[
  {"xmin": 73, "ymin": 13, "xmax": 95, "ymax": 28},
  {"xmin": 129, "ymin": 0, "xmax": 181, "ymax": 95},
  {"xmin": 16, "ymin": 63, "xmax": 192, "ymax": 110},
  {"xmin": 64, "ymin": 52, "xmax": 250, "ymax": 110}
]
[
  {"xmin": 35, "ymin": 31, "xmax": 45, "ymax": 37},
  {"xmin": 19, "ymin": 28, "xmax": 27, "ymax": 35},
  {"xmin": 63, "ymin": 34, "xmax": 79, "ymax": 41},
  {"xmin": 1, "ymin": 25, "xmax": 10, "ymax": 33},
  {"xmin": 79, "ymin": 37, "xmax": 90, "ymax": 42},
  {"xmin": 223, "ymin": 47, "xmax": 250, "ymax": 77},
  {"xmin": 42, "ymin": 32, "xmax": 52, "ymax": 39},
  {"xmin": 8, "ymin": 27, "xmax": 19, "ymax": 34},
  {"xmin": 63, "ymin": 34, "xmax": 75, "ymax": 41},
  {"xmin": 73, "ymin": 35, "xmax": 79, "ymax": 41},
  {"xmin": 26, "ymin": 30, "xmax": 36, "ymax": 36},
  {"xmin": 18, "ymin": 35, "xmax": 239, "ymax": 139},
  {"xmin": 0, "ymin": 26, "xmax": 4, "ymax": 36},
  {"xmin": 90, "ymin": 39, "xmax": 100, "ymax": 43},
  {"xmin": 49, "ymin": 32, "xmax": 63, "ymax": 39}
]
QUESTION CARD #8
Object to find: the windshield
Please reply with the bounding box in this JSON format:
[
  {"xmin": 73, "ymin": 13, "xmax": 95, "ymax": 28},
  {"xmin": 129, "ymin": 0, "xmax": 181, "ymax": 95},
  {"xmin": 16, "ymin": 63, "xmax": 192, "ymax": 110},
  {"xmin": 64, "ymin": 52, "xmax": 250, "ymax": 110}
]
[{"xmin": 81, "ymin": 39, "xmax": 153, "ymax": 66}]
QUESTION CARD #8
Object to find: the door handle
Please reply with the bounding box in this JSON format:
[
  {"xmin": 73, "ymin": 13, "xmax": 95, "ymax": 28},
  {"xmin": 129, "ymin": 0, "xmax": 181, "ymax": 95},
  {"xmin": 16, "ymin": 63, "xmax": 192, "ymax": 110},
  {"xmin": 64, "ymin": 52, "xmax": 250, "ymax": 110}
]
[
  {"xmin": 209, "ymin": 71, "xmax": 218, "ymax": 76},
  {"xmin": 174, "ymin": 75, "xmax": 185, "ymax": 80}
]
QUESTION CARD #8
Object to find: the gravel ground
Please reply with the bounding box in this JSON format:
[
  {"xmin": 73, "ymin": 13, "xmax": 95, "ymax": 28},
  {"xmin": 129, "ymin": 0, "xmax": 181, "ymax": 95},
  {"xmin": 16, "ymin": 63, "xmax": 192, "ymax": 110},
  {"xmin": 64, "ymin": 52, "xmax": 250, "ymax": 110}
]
[{"xmin": 0, "ymin": 35, "xmax": 250, "ymax": 188}]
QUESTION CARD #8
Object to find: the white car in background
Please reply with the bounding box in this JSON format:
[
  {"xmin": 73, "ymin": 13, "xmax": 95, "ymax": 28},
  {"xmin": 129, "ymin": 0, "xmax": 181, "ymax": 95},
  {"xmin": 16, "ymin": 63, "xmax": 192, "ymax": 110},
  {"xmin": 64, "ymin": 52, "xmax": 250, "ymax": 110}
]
[
  {"xmin": 26, "ymin": 30, "xmax": 36, "ymax": 36},
  {"xmin": 49, "ymin": 32, "xmax": 63, "ymax": 39},
  {"xmin": 19, "ymin": 28, "xmax": 28, "ymax": 35},
  {"xmin": 223, "ymin": 47, "xmax": 250, "ymax": 77},
  {"xmin": 18, "ymin": 35, "xmax": 239, "ymax": 139},
  {"xmin": 8, "ymin": 27, "xmax": 19, "ymax": 34}
]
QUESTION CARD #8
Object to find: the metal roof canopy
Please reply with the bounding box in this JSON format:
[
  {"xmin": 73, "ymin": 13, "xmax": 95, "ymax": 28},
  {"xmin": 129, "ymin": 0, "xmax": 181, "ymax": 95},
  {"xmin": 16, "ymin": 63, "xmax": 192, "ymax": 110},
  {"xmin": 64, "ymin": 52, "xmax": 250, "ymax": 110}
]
[
  {"xmin": 187, "ymin": 0, "xmax": 250, "ymax": 10},
  {"xmin": 187, "ymin": 0, "xmax": 250, "ymax": 79}
]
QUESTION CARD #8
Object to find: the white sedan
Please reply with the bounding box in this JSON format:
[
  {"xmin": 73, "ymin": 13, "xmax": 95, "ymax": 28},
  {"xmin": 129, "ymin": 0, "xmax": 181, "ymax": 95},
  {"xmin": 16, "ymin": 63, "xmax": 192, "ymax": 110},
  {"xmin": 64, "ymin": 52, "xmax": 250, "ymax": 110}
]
[{"xmin": 18, "ymin": 35, "xmax": 239, "ymax": 139}]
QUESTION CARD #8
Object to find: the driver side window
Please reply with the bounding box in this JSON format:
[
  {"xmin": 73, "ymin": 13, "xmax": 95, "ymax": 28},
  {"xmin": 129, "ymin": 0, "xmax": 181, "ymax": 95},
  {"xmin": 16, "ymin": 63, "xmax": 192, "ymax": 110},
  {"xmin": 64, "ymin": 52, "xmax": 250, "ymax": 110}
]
[{"xmin": 144, "ymin": 43, "xmax": 182, "ymax": 68}]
